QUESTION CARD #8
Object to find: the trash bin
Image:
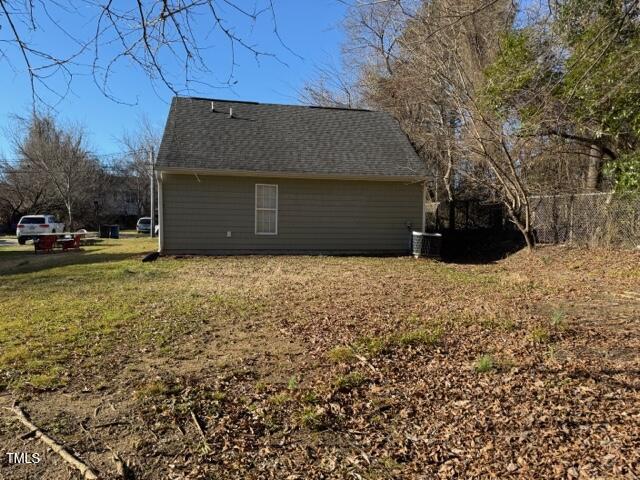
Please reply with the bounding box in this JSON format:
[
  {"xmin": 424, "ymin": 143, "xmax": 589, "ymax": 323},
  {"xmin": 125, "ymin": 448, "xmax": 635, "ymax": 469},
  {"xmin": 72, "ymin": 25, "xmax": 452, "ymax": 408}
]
[
  {"xmin": 412, "ymin": 231, "xmax": 443, "ymax": 258},
  {"xmin": 99, "ymin": 224, "xmax": 120, "ymax": 239}
]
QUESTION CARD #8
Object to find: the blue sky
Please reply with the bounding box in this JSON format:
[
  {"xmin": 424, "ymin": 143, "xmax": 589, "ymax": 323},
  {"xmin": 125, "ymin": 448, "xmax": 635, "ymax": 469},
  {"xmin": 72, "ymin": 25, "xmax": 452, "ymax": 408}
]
[{"xmin": 0, "ymin": 0, "xmax": 348, "ymax": 157}]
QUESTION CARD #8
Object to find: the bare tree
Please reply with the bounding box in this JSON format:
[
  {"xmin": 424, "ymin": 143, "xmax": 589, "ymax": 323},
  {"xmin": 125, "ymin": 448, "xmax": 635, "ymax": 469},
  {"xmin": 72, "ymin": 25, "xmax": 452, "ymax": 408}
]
[
  {"xmin": 393, "ymin": 0, "xmax": 536, "ymax": 245},
  {"xmin": 10, "ymin": 114, "xmax": 100, "ymax": 228},
  {"xmin": 299, "ymin": 62, "xmax": 364, "ymax": 108},
  {"xmin": 304, "ymin": 0, "xmax": 639, "ymax": 247},
  {"xmin": 300, "ymin": 1, "xmax": 416, "ymax": 109},
  {"xmin": 0, "ymin": 158, "xmax": 52, "ymax": 225},
  {"xmin": 307, "ymin": 0, "xmax": 539, "ymax": 246},
  {"xmin": 117, "ymin": 116, "xmax": 161, "ymax": 216},
  {"xmin": 0, "ymin": 1, "xmax": 290, "ymax": 105}
]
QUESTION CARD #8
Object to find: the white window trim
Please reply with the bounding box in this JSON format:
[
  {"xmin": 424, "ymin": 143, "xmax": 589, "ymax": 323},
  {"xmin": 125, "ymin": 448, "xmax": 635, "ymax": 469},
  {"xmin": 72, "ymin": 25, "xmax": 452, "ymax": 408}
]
[{"xmin": 255, "ymin": 183, "xmax": 278, "ymax": 235}]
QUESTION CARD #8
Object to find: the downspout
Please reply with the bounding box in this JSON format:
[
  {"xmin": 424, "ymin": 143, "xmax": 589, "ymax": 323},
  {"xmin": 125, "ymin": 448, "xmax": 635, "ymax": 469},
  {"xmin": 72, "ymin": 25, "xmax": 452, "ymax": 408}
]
[
  {"xmin": 157, "ymin": 171, "xmax": 164, "ymax": 253},
  {"xmin": 422, "ymin": 180, "xmax": 427, "ymax": 233}
]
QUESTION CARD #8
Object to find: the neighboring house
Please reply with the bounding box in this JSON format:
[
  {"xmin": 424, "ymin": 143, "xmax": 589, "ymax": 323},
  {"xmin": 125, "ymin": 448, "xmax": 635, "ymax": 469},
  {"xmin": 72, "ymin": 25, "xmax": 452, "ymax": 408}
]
[{"xmin": 155, "ymin": 97, "xmax": 428, "ymax": 255}]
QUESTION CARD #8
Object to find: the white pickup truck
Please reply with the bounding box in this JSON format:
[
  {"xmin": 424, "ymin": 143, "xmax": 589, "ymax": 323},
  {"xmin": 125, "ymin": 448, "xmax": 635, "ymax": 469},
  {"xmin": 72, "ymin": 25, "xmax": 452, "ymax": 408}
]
[{"xmin": 16, "ymin": 215, "xmax": 65, "ymax": 245}]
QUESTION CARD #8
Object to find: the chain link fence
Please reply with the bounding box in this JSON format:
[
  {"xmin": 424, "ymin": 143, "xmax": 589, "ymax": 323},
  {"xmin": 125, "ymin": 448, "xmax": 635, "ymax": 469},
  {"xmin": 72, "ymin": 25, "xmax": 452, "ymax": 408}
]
[{"xmin": 530, "ymin": 192, "xmax": 640, "ymax": 247}]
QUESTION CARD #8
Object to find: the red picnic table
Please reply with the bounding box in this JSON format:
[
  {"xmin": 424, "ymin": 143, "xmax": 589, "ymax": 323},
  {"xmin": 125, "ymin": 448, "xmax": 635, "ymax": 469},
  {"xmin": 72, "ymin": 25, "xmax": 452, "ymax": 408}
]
[{"xmin": 33, "ymin": 232, "xmax": 87, "ymax": 254}]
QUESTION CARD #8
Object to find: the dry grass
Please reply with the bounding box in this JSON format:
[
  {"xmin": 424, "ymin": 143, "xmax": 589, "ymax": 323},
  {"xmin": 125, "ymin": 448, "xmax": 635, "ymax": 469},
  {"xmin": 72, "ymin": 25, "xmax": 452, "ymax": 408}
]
[{"xmin": 0, "ymin": 240, "xmax": 639, "ymax": 479}]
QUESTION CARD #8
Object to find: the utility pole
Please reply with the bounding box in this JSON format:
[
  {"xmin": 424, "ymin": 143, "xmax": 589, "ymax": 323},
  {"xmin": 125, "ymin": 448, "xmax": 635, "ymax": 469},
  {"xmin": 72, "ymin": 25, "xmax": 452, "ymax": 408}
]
[{"xmin": 149, "ymin": 147, "xmax": 155, "ymax": 237}]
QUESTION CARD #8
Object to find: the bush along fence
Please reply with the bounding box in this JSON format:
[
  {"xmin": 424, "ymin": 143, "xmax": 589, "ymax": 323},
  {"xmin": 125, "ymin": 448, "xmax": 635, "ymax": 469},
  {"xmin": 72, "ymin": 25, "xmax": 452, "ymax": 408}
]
[
  {"xmin": 530, "ymin": 192, "xmax": 640, "ymax": 248},
  {"xmin": 425, "ymin": 200, "xmax": 506, "ymax": 232}
]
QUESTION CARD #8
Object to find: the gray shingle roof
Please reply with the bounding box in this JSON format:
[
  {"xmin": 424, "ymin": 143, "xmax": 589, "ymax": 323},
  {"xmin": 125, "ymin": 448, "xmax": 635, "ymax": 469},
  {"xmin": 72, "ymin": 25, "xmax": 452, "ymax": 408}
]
[{"xmin": 156, "ymin": 97, "xmax": 427, "ymax": 178}]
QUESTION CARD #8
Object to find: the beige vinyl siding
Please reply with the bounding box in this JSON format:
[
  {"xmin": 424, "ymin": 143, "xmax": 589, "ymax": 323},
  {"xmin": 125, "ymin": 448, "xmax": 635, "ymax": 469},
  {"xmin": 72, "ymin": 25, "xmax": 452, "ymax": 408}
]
[{"xmin": 161, "ymin": 173, "xmax": 423, "ymax": 254}]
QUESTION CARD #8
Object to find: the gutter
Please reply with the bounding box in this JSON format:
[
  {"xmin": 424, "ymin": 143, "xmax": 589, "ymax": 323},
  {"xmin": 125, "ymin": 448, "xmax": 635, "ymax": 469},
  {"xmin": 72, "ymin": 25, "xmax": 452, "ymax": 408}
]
[
  {"xmin": 155, "ymin": 166, "xmax": 428, "ymax": 183},
  {"xmin": 156, "ymin": 171, "xmax": 164, "ymax": 253}
]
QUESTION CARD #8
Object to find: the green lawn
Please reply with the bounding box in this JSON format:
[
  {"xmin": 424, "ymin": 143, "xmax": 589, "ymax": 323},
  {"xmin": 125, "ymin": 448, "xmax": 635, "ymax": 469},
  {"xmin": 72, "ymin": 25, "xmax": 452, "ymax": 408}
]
[{"xmin": 0, "ymin": 237, "xmax": 183, "ymax": 389}]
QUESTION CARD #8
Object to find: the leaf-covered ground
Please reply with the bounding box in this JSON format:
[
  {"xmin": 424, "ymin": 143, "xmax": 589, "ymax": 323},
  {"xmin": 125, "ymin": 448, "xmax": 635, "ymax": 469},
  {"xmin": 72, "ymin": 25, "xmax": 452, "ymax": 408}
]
[{"xmin": 1, "ymin": 239, "xmax": 639, "ymax": 479}]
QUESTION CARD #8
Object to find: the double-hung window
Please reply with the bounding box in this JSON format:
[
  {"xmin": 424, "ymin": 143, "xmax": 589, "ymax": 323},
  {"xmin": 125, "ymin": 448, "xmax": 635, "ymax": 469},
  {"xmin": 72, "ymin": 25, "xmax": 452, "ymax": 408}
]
[{"xmin": 255, "ymin": 184, "xmax": 278, "ymax": 235}]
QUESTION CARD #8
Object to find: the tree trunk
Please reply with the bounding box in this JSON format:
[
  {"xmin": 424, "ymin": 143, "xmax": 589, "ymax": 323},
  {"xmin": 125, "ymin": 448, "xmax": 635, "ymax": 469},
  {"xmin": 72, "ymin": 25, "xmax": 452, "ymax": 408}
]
[
  {"xmin": 506, "ymin": 208, "xmax": 535, "ymax": 251},
  {"xmin": 586, "ymin": 144, "xmax": 603, "ymax": 192},
  {"xmin": 66, "ymin": 204, "xmax": 73, "ymax": 231},
  {"xmin": 519, "ymin": 225, "xmax": 535, "ymax": 251},
  {"xmin": 443, "ymin": 150, "xmax": 456, "ymax": 231}
]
